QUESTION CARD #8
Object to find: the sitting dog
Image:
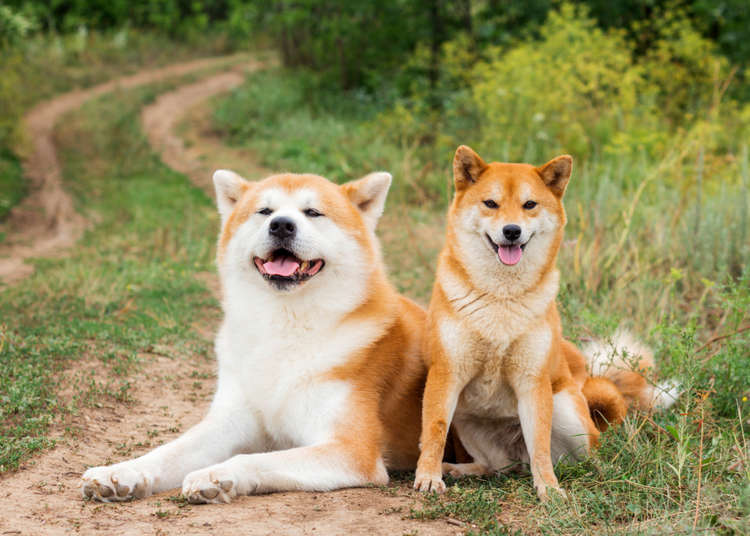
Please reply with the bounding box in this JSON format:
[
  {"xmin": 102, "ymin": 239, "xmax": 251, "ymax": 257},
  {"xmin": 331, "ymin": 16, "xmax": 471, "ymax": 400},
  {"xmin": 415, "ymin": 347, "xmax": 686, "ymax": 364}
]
[
  {"xmin": 81, "ymin": 169, "xmax": 427, "ymax": 503},
  {"xmin": 414, "ymin": 146, "xmax": 678, "ymax": 499}
]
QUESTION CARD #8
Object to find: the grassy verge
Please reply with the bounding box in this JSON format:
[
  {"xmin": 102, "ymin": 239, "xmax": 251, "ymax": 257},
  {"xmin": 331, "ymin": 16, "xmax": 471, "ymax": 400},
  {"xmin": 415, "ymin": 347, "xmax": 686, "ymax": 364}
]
[
  {"xmin": 209, "ymin": 68, "xmax": 750, "ymax": 533},
  {"xmin": 0, "ymin": 149, "xmax": 26, "ymax": 223},
  {"xmin": 0, "ymin": 79, "xmax": 220, "ymax": 472}
]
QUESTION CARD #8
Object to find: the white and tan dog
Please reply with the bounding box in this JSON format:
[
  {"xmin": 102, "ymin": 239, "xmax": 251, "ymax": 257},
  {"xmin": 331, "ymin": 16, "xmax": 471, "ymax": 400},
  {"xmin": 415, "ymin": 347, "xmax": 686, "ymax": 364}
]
[
  {"xmin": 81, "ymin": 170, "xmax": 427, "ymax": 503},
  {"xmin": 414, "ymin": 146, "xmax": 678, "ymax": 499}
]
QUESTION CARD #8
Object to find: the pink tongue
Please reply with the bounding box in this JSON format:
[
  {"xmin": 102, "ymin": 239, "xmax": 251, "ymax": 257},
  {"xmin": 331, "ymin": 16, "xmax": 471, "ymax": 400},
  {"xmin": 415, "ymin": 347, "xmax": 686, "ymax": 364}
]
[
  {"xmin": 263, "ymin": 257, "xmax": 300, "ymax": 276},
  {"xmin": 498, "ymin": 245, "xmax": 522, "ymax": 265}
]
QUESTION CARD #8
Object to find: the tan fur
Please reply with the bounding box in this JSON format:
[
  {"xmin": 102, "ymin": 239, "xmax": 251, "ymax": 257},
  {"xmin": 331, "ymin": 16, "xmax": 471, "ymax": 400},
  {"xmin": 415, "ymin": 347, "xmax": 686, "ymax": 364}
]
[
  {"xmin": 414, "ymin": 146, "xmax": 653, "ymax": 499},
  {"xmin": 582, "ymin": 377, "xmax": 628, "ymax": 432}
]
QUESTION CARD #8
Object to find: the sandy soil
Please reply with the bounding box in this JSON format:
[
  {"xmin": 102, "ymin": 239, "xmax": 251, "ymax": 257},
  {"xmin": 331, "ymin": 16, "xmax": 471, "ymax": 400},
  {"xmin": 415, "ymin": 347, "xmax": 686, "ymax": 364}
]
[{"xmin": 0, "ymin": 59, "xmax": 467, "ymax": 535}]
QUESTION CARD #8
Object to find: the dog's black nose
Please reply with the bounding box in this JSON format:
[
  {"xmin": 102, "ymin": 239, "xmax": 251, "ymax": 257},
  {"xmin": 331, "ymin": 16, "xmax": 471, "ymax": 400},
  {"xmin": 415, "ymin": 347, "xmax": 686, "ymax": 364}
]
[
  {"xmin": 502, "ymin": 224, "xmax": 522, "ymax": 242},
  {"xmin": 269, "ymin": 216, "xmax": 296, "ymax": 239}
]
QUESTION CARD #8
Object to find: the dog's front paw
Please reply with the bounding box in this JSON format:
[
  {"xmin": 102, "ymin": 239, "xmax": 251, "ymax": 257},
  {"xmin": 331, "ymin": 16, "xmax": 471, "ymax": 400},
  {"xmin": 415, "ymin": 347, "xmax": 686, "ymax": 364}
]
[
  {"xmin": 536, "ymin": 483, "xmax": 567, "ymax": 502},
  {"xmin": 414, "ymin": 468, "xmax": 446, "ymax": 494},
  {"xmin": 81, "ymin": 464, "xmax": 154, "ymax": 502},
  {"xmin": 182, "ymin": 465, "xmax": 250, "ymax": 504}
]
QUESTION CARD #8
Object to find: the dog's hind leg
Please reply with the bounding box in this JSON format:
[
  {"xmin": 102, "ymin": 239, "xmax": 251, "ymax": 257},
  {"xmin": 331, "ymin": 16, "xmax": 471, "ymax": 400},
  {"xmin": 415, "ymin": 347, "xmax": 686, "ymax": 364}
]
[
  {"xmin": 550, "ymin": 385, "xmax": 600, "ymax": 463},
  {"xmin": 442, "ymin": 462, "xmax": 491, "ymax": 477},
  {"xmin": 444, "ymin": 417, "xmax": 521, "ymax": 479},
  {"xmin": 182, "ymin": 441, "xmax": 387, "ymax": 504}
]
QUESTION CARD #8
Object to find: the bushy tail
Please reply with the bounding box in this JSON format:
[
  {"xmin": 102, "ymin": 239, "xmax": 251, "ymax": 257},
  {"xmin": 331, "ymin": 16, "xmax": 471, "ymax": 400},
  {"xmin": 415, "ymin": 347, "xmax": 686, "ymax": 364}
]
[
  {"xmin": 582, "ymin": 329, "xmax": 681, "ymax": 416},
  {"xmin": 582, "ymin": 376, "xmax": 627, "ymax": 432}
]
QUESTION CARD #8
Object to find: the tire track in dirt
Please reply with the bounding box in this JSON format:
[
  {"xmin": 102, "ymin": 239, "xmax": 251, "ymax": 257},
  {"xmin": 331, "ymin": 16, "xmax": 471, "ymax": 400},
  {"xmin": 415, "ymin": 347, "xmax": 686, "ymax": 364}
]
[
  {"xmin": 0, "ymin": 54, "xmax": 248, "ymax": 285},
  {"xmin": 0, "ymin": 59, "xmax": 464, "ymax": 535},
  {"xmin": 141, "ymin": 64, "xmax": 266, "ymax": 194}
]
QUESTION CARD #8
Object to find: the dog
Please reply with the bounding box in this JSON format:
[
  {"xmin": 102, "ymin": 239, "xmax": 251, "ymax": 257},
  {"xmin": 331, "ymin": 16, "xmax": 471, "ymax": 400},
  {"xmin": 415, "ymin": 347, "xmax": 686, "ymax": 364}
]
[
  {"xmin": 81, "ymin": 169, "xmax": 428, "ymax": 503},
  {"xmin": 413, "ymin": 146, "xmax": 678, "ymax": 499}
]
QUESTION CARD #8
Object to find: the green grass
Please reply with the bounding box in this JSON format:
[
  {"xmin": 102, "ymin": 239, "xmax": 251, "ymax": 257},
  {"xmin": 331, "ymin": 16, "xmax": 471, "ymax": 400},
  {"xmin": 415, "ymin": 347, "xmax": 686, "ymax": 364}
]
[
  {"xmin": 0, "ymin": 80, "xmax": 220, "ymax": 472},
  {"xmin": 209, "ymin": 68, "xmax": 750, "ymax": 533},
  {"xmin": 0, "ymin": 149, "xmax": 26, "ymax": 222}
]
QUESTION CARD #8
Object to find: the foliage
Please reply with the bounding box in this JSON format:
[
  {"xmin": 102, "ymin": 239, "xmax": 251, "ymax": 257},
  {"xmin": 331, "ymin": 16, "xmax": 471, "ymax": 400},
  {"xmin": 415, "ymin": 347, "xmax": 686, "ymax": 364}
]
[
  {"xmin": 0, "ymin": 4, "xmax": 37, "ymax": 46},
  {"xmin": 471, "ymin": 3, "xmax": 642, "ymax": 160},
  {"xmin": 244, "ymin": 0, "xmax": 749, "ymax": 91}
]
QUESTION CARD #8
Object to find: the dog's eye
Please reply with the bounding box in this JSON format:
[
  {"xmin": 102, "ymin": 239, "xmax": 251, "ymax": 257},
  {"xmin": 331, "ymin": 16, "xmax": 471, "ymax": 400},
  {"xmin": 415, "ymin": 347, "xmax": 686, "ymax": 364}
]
[
  {"xmin": 304, "ymin": 208, "xmax": 324, "ymax": 218},
  {"xmin": 483, "ymin": 200, "xmax": 498, "ymax": 209},
  {"xmin": 257, "ymin": 208, "xmax": 273, "ymax": 216},
  {"xmin": 523, "ymin": 200, "xmax": 537, "ymax": 210}
]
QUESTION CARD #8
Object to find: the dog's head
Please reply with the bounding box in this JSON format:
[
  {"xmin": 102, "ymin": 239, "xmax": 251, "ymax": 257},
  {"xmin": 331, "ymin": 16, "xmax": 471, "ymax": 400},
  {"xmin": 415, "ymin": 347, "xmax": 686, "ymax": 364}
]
[
  {"xmin": 213, "ymin": 170, "xmax": 391, "ymax": 302},
  {"xmin": 448, "ymin": 145, "xmax": 572, "ymax": 288}
]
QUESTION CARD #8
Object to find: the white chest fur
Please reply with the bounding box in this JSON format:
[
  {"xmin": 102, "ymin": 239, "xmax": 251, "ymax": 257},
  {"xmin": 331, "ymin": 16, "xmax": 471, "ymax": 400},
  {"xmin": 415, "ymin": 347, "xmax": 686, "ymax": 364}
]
[
  {"xmin": 439, "ymin": 266, "xmax": 557, "ymax": 419},
  {"xmin": 212, "ymin": 301, "xmax": 383, "ymax": 451}
]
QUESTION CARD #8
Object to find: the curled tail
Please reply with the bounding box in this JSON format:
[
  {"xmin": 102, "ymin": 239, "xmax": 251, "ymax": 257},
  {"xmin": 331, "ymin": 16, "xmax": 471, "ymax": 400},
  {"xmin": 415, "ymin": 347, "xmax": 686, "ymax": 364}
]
[
  {"xmin": 582, "ymin": 376, "xmax": 627, "ymax": 432},
  {"xmin": 582, "ymin": 329, "xmax": 681, "ymax": 423}
]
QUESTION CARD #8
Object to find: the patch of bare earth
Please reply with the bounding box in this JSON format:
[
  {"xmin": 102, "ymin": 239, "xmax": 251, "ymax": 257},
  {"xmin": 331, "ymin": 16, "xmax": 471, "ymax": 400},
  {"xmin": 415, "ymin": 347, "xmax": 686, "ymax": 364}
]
[{"xmin": 0, "ymin": 61, "xmax": 466, "ymax": 535}]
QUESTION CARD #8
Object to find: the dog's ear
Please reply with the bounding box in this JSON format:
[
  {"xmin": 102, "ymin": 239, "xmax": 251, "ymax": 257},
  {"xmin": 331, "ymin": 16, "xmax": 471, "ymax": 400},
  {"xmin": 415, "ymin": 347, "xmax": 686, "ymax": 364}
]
[
  {"xmin": 341, "ymin": 171, "xmax": 392, "ymax": 231},
  {"xmin": 213, "ymin": 169, "xmax": 250, "ymax": 222},
  {"xmin": 536, "ymin": 155, "xmax": 572, "ymax": 197},
  {"xmin": 453, "ymin": 145, "xmax": 486, "ymax": 191}
]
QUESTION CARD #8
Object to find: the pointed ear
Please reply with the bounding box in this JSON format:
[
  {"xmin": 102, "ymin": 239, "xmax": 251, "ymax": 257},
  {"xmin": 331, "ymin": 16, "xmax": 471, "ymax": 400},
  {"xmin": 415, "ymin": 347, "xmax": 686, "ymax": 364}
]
[
  {"xmin": 213, "ymin": 169, "xmax": 249, "ymax": 221},
  {"xmin": 536, "ymin": 155, "xmax": 572, "ymax": 197},
  {"xmin": 453, "ymin": 145, "xmax": 486, "ymax": 191},
  {"xmin": 341, "ymin": 171, "xmax": 392, "ymax": 231}
]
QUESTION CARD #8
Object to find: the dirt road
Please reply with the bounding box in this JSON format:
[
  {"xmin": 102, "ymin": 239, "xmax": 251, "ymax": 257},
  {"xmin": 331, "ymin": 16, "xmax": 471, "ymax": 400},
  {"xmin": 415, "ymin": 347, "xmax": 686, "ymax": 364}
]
[
  {"xmin": 0, "ymin": 58, "xmax": 464, "ymax": 535},
  {"xmin": 0, "ymin": 54, "xmax": 247, "ymax": 285}
]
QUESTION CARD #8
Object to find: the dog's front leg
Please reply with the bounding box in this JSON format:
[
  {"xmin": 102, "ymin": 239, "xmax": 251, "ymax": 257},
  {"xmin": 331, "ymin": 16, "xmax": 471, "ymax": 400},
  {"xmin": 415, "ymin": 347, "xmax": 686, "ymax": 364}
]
[
  {"xmin": 514, "ymin": 376, "xmax": 562, "ymax": 500},
  {"xmin": 182, "ymin": 442, "xmax": 386, "ymax": 504},
  {"xmin": 81, "ymin": 407, "xmax": 259, "ymax": 502},
  {"xmin": 414, "ymin": 358, "xmax": 465, "ymax": 493}
]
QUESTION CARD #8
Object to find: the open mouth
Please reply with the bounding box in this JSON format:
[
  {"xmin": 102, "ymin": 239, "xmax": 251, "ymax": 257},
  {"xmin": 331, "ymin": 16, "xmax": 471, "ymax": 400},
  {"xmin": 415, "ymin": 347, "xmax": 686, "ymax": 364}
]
[
  {"xmin": 253, "ymin": 248, "xmax": 325, "ymax": 286},
  {"xmin": 486, "ymin": 233, "xmax": 530, "ymax": 266}
]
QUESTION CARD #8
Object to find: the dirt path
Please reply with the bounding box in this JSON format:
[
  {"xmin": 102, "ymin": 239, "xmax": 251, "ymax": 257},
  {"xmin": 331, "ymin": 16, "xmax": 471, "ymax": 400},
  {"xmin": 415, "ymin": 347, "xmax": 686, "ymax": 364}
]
[
  {"xmin": 0, "ymin": 54, "xmax": 248, "ymax": 285},
  {"xmin": 0, "ymin": 61, "xmax": 465, "ymax": 535}
]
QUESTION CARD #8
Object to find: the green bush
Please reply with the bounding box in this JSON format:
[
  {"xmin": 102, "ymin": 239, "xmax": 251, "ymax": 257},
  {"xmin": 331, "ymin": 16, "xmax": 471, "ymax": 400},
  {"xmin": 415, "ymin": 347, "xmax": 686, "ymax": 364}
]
[{"xmin": 471, "ymin": 3, "xmax": 643, "ymax": 161}]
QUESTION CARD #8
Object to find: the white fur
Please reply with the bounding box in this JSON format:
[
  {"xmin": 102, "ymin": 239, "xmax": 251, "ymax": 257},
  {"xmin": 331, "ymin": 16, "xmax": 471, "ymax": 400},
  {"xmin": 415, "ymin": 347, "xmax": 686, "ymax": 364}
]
[
  {"xmin": 583, "ymin": 328, "xmax": 654, "ymax": 377},
  {"xmin": 81, "ymin": 172, "xmax": 392, "ymax": 503},
  {"xmin": 550, "ymin": 390, "xmax": 590, "ymax": 462},
  {"xmin": 583, "ymin": 328, "xmax": 681, "ymax": 410}
]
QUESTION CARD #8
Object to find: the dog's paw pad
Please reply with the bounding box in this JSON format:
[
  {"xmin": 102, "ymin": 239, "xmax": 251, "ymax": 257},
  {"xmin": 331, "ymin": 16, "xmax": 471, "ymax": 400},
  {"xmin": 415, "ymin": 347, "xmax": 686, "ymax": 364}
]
[
  {"xmin": 200, "ymin": 488, "xmax": 219, "ymax": 500},
  {"xmin": 182, "ymin": 468, "xmax": 238, "ymax": 505},
  {"xmin": 80, "ymin": 465, "xmax": 154, "ymax": 502}
]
